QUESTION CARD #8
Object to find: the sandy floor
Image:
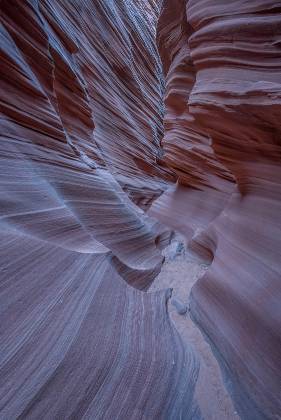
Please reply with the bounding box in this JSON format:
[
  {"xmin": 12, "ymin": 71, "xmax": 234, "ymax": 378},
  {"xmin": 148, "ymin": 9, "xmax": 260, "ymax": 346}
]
[{"xmin": 149, "ymin": 235, "xmax": 240, "ymax": 420}]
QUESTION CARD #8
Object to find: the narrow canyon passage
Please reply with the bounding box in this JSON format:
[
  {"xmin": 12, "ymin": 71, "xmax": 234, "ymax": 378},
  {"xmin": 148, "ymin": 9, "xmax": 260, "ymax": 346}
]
[
  {"xmin": 149, "ymin": 235, "xmax": 239, "ymax": 420},
  {"xmin": 0, "ymin": 1, "xmax": 281, "ymax": 419}
]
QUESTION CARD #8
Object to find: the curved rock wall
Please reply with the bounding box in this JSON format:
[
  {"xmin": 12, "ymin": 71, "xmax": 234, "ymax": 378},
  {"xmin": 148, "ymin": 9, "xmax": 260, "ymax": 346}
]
[
  {"xmin": 151, "ymin": 0, "xmax": 281, "ymax": 418},
  {"xmin": 1, "ymin": 0, "xmax": 281, "ymax": 418},
  {"xmin": 0, "ymin": 1, "xmax": 198, "ymax": 418}
]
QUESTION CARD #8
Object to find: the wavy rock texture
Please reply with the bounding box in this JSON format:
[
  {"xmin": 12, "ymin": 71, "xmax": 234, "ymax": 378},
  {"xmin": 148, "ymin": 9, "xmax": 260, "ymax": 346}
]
[
  {"xmin": 1, "ymin": 0, "xmax": 281, "ymax": 419},
  {"xmin": 149, "ymin": 0, "xmax": 235, "ymax": 256},
  {"xmin": 150, "ymin": 1, "xmax": 281, "ymax": 419},
  {"xmin": 0, "ymin": 1, "xmax": 199, "ymax": 418}
]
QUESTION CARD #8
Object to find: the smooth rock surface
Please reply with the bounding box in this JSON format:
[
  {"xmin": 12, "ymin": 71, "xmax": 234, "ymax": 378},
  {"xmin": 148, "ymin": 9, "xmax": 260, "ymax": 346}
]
[
  {"xmin": 0, "ymin": 1, "xmax": 198, "ymax": 418},
  {"xmin": 150, "ymin": 1, "xmax": 281, "ymax": 419},
  {"xmin": 1, "ymin": 0, "xmax": 281, "ymax": 419}
]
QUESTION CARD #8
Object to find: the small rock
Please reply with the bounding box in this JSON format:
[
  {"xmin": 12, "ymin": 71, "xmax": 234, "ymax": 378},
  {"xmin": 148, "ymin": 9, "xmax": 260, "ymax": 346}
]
[
  {"xmin": 176, "ymin": 242, "xmax": 185, "ymax": 255},
  {"xmin": 171, "ymin": 298, "xmax": 188, "ymax": 315}
]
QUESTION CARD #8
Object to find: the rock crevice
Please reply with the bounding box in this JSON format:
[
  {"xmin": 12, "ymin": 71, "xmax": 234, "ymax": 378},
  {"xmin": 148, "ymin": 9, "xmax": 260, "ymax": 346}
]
[{"xmin": 0, "ymin": 1, "xmax": 280, "ymax": 419}]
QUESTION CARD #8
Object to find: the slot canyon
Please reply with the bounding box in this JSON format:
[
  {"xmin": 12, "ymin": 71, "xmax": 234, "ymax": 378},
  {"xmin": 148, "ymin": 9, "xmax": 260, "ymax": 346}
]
[{"xmin": 0, "ymin": 1, "xmax": 280, "ymax": 419}]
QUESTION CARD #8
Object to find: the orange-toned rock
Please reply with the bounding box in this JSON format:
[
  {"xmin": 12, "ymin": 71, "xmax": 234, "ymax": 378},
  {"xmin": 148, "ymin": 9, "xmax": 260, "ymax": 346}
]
[{"xmin": 151, "ymin": 1, "xmax": 281, "ymax": 418}]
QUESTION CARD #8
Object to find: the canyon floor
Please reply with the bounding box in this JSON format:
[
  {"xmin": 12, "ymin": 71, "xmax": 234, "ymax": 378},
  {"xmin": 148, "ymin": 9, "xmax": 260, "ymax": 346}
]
[{"xmin": 149, "ymin": 236, "xmax": 240, "ymax": 420}]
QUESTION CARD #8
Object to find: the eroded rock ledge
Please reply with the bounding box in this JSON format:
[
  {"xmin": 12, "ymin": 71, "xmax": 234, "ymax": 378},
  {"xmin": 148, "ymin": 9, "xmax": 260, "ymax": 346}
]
[{"xmin": 150, "ymin": 1, "xmax": 281, "ymax": 419}]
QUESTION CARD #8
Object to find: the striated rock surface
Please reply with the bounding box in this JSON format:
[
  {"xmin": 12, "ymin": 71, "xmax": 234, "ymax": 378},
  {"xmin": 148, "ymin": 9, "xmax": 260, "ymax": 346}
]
[
  {"xmin": 0, "ymin": 1, "xmax": 198, "ymax": 418},
  {"xmin": 151, "ymin": 1, "xmax": 281, "ymax": 419},
  {"xmin": 149, "ymin": 0, "xmax": 235, "ymax": 255},
  {"xmin": 1, "ymin": 0, "xmax": 281, "ymax": 419}
]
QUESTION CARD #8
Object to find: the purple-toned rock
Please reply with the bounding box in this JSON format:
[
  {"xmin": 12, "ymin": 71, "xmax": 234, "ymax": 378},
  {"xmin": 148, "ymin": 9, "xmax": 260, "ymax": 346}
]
[{"xmin": 0, "ymin": 1, "xmax": 198, "ymax": 418}]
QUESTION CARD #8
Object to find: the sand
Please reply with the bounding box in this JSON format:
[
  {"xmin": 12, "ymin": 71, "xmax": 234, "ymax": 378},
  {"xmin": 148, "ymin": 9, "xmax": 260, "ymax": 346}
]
[{"xmin": 149, "ymin": 235, "xmax": 240, "ymax": 420}]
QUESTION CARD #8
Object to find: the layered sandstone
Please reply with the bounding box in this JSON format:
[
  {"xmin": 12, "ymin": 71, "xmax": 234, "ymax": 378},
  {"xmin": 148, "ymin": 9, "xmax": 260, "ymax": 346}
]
[
  {"xmin": 1, "ymin": 0, "xmax": 281, "ymax": 419},
  {"xmin": 151, "ymin": 1, "xmax": 281, "ymax": 419},
  {"xmin": 0, "ymin": 1, "xmax": 197, "ymax": 418}
]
